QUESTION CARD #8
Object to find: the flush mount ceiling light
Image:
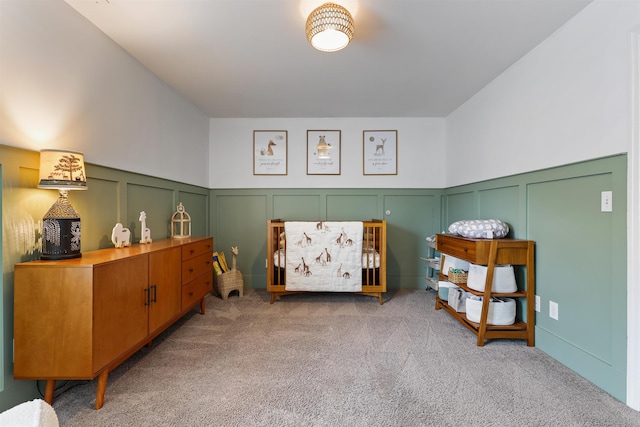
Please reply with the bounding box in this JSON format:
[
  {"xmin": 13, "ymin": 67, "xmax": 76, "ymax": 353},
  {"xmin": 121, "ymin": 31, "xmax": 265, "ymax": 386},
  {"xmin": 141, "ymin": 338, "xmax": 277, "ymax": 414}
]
[{"xmin": 306, "ymin": 2, "xmax": 354, "ymax": 52}]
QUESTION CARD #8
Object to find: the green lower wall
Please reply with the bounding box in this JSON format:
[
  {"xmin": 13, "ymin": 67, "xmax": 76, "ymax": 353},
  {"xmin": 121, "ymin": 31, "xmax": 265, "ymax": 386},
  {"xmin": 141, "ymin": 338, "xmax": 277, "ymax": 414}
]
[
  {"xmin": 210, "ymin": 155, "xmax": 627, "ymax": 402},
  {"xmin": 0, "ymin": 145, "xmax": 210, "ymax": 410},
  {"xmin": 443, "ymin": 154, "xmax": 627, "ymax": 401},
  {"xmin": 209, "ymin": 189, "xmax": 443, "ymax": 290},
  {"xmin": 0, "ymin": 147, "xmax": 628, "ymax": 410}
]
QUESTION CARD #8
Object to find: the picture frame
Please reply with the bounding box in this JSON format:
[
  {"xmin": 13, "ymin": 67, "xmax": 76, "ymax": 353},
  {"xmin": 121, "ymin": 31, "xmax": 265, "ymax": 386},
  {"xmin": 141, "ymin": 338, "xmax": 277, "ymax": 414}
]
[
  {"xmin": 253, "ymin": 130, "xmax": 288, "ymax": 175},
  {"xmin": 307, "ymin": 130, "xmax": 341, "ymax": 175},
  {"xmin": 363, "ymin": 130, "xmax": 398, "ymax": 175}
]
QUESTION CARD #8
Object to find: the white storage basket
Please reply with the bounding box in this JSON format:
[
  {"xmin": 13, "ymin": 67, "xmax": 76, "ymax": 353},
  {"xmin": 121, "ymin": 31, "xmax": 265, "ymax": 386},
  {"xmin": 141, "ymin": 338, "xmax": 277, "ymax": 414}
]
[
  {"xmin": 438, "ymin": 281, "xmax": 454, "ymax": 301},
  {"xmin": 467, "ymin": 264, "xmax": 517, "ymax": 293},
  {"xmin": 465, "ymin": 296, "xmax": 516, "ymax": 325},
  {"xmin": 448, "ymin": 286, "xmax": 467, "ymax": 313},
  {"xmin": 442, "ymin": 255, "xmax": 470, "ymax": 275}
]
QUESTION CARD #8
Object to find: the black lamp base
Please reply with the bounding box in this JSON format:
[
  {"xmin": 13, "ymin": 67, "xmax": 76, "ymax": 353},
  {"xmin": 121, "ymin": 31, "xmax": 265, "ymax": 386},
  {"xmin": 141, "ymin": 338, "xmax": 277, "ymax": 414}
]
[{"xmin": 41, "ymin": 217, "xmax": 82, "ymax": 260}]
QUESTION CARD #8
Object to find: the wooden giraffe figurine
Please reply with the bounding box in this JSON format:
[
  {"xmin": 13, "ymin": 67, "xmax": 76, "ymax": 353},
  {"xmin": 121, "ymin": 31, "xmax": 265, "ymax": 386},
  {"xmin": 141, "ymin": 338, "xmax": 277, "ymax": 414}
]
[{"xmin": 139, "ymin": 211, "xmax": 152, "ymax": 244}]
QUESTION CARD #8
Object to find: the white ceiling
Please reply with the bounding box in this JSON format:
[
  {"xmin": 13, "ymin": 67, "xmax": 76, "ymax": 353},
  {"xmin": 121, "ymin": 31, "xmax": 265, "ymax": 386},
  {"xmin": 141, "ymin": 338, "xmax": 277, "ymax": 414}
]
[{"xmin": 64, "ymin": 0, "xmax": 592, "ymax": 118}]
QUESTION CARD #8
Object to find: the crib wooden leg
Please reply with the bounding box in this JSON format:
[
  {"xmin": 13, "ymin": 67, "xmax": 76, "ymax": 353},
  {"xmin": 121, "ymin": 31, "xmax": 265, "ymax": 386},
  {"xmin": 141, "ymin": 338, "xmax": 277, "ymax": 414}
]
[
  {"xmin": 378, "ymin": 293, "xmax": 383, "ymax": 305},
  {"xmin": 270, "ymin": 292, "xmax": 275, "ymax": 304}
]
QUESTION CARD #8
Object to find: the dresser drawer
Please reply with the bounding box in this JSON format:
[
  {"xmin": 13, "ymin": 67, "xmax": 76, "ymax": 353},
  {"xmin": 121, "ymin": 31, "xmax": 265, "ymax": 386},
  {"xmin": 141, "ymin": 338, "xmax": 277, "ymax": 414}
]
[
  {"xmin": 436, "ymin": 234, "xmax": 532, "ymax": 265},
  {"xmin": 182, "ymin": 273, "xmax": 213, "ymax": 310},
  {"xmin": 436, "ymin": 234, "xmax": 486, "ymax": 264},
  {"xmin": 182, "ymin": 253, "xmax": 212, "ymax": 284},
  {"xmin": 182, "ymin": 239, "xmax": 213, "ymax": 261}
]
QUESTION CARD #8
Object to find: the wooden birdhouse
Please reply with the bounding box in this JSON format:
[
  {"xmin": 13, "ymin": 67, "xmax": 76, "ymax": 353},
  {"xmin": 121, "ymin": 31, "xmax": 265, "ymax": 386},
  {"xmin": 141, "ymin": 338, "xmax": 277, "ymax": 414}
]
[{"xmin": 171, "ymin": 203, "xmax": 191, "ymax": 238}]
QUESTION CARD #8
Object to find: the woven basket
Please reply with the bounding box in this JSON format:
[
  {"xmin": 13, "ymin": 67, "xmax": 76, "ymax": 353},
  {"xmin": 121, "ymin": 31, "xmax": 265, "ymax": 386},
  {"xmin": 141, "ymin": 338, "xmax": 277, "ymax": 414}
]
[
  {"xmin": 447, "ymin": 267, "xmax": 468, "ymax": 284},
  {"xmin": 216, "ymin": 269, "xmax": 243, "ymax": 300}
]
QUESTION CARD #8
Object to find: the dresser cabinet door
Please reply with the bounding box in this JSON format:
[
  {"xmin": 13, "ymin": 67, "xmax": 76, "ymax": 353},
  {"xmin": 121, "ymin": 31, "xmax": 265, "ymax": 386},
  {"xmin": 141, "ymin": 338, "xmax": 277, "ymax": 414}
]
[
  {"xmin": 93, "ymin": 255, "xmax": 149, "ymax": 373},
  {"xmin": 14, "ymin": 266, "xmax": 94, "ymax": 378},
  {"xmin": 148, "ymin": 247, "xmax": 182, "ymax": 334}
]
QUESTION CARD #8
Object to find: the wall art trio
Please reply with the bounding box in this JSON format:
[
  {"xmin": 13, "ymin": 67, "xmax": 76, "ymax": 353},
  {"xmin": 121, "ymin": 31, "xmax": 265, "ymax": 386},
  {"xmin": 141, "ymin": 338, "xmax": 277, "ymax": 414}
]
[{"xmin": 253, "ymin": 129, "xmax": 397, "ymax": 176}]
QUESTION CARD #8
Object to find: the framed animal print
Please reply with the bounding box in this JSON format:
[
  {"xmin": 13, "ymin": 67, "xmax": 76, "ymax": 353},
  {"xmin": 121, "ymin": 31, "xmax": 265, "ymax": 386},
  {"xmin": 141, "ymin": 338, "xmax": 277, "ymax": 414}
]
[
  {"xmin": 363, "ymin": 130, "xmax": 397, "ymax": 175},
  {"xmin": 307, "ymin": 130, "xmax": 341, "ymax": 175},
  {"xmin": 253, "ymin": 130, "xmax": 288, "ymax": 175}
]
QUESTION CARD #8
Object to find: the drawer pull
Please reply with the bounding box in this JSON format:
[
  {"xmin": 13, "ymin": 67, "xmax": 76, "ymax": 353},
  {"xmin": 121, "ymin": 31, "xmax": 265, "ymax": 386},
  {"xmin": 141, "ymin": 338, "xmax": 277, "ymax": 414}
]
[
  {"xmin": 190, "ymin": 249, "xmax": 195, "ymax": 254},
  {"xmin": 189, "ymin": 268, "xmax": 194, "ymax": 273},
  {"xmin": 189, "ymin": 291, "xmax": 194, "ymax": 297},
  {"xmin": 205, "ymin": 260, "xmax": 210, "ymax": 265},
  {"xmin": 144, "ymin": 288, "xmax": 150, "ymax": 306}
]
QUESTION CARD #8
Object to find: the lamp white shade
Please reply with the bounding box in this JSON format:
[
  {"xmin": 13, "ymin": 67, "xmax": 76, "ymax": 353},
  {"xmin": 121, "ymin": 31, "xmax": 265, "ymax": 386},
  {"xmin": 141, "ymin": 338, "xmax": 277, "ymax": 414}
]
[{"xmin": 38, "ymin": 149, "xmax": 87, "ymax": 190}]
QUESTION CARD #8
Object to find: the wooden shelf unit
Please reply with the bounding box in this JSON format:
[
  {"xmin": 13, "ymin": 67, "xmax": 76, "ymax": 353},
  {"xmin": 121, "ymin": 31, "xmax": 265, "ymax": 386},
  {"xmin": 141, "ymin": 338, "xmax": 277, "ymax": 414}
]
[
  {"xmin": 435, "ymin": 233, "xmax": 535, "ymax": 346},
  {"xmin": 421, "ymin": 238, "xmax": 440, "ymax": 290},
  {"xmin": 13, "ymin": 237, "xmax": 213, "ymax": 409}
]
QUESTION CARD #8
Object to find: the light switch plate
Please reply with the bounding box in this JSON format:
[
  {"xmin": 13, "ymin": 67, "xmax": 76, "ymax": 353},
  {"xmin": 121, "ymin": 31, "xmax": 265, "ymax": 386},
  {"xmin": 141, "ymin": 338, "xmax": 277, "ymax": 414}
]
[{"xmin": 601, "ymin": 191, "xmax": 612, "ymax": 212}]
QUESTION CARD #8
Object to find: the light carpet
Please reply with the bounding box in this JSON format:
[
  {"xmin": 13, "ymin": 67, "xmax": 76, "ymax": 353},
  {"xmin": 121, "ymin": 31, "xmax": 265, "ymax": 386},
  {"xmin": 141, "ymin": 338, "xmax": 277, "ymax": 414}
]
[{"xmin": 52, "ymin": 289, "xmax": 640, "ymax": 426}]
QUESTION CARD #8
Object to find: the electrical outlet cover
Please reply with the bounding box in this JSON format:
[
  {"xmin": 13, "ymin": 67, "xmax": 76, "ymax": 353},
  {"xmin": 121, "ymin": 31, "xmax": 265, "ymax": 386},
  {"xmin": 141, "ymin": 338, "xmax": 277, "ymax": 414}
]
[{"xmin": 549, "ymin": 301, "xmax": 559, "ymax": 320}]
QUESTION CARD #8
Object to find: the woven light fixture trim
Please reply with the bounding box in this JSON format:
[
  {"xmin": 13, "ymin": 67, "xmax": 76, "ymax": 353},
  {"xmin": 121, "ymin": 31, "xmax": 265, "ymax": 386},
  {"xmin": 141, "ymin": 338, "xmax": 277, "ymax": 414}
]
[{"xmin": 306, "ymin": 2, "xmax": 354, "ymax": 52}]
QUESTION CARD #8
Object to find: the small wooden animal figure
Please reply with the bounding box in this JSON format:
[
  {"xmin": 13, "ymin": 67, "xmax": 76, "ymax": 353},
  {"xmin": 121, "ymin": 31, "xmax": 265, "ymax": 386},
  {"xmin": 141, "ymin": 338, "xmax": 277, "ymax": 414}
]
[
  {"xmin": 139, "ymin": 211, "xmax": 152, "ymax": 244},
  {"xmin": 111, "ymin": 223, "xmax": 131, "ymax": 248},
  {"xmin": 231, "ymin": 246, "xmax": 238, "ymax": 270}
]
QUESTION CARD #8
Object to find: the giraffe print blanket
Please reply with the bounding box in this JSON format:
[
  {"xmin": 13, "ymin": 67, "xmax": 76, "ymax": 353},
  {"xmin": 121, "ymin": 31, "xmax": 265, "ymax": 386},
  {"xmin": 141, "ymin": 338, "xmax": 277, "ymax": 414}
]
[{"xmin": 284, "ymin": 221, "xmax": 363, "ymax": 292}]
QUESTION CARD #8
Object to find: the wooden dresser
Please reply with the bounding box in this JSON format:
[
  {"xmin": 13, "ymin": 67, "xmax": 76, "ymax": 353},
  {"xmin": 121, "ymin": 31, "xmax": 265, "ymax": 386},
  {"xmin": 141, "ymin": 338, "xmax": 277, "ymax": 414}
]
[{"xmin": 13, "ymin": 237, "xmax": 213, "ymax": 409}]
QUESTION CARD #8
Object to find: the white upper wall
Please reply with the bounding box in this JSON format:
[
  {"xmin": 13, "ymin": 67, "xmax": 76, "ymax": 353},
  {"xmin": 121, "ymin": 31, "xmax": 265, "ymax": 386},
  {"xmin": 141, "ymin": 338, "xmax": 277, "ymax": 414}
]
[
  {"xmin": 209, "ymin": 117, "xmax": 446, "ymax": 189},
  {"xmin": 445, "ymin": 0, "xmax": 640, "ymax": 188},
  {"xmin": 0, "ymin": 1, "xmax": 210, "ymax": 187}
]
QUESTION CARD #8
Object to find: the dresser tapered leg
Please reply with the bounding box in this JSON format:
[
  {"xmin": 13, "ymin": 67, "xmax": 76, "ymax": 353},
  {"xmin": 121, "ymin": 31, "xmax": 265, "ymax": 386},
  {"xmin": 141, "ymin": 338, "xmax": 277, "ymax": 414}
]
[
  {"xmin": 95, "ymin": 370, "xmax": 109, "ymax": 409},
  {"xmin": 44, "ymin": 380, "xmax": 56, "ymax": 405}
]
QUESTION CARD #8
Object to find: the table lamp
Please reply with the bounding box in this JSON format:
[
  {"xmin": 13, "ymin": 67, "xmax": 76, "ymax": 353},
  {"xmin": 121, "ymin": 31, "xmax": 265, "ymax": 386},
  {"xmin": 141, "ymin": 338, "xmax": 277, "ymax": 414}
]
[{"xmin": 38, "ymin": 149, "xmax": 87, "ymax": 260}]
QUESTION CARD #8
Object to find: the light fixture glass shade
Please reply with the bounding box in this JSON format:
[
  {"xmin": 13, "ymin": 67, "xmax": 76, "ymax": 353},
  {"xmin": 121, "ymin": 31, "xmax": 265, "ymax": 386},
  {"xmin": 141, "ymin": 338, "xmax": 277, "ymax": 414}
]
[
  {"xmin": 38, "ymin": 149, "xmax": 87, "ymax": 260},
  {"xmin": 306, "ymin": 2, "xmax": 354, "ymax": 52},
  {"xmin": 38, "ymin": 149, "xmax": 87, "ymax": 190}
]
